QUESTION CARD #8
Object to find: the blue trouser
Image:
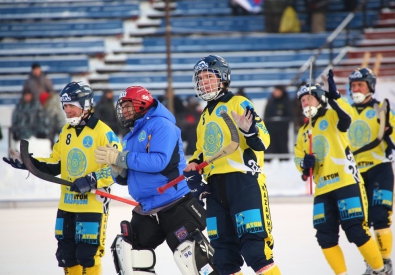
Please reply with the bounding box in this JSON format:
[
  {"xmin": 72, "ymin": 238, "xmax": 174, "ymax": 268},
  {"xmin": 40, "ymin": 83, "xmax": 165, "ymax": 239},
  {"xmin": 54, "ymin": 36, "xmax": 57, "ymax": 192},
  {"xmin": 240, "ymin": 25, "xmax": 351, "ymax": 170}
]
[
  {"xmin": 206, "ymin": 172, "xmax": 275, "ymax": 275},
  {"xmin": 313, "ymin": 183, "xmax": 370, "ymax": 248},
  {"xmin": 361, "ymin": 162, "xmax": 394, "ymax": 229},
  {"xmin": 55, "ymin": 209, "xmax": 106, "ymax": 268}
]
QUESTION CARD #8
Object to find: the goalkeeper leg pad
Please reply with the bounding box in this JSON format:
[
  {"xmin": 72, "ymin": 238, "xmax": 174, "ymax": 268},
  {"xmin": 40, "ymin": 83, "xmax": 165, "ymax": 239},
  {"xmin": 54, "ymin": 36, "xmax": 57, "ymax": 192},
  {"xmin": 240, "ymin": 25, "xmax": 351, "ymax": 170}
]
[
  {"xmin": 173, "ymin": 229, "xmax": 219, "ymax": 275},
  {"xmin": 111, "ymin": 220, "xmax": 156, "ymax": 275}
]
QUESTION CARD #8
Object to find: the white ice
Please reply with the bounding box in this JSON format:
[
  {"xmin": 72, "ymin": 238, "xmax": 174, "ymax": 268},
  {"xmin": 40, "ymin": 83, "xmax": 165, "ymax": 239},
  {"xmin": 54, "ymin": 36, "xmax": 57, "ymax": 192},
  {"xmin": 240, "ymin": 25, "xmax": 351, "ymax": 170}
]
[{"xmin": 0, "ymin": 137, "xmax": 394, "ymax": 275}]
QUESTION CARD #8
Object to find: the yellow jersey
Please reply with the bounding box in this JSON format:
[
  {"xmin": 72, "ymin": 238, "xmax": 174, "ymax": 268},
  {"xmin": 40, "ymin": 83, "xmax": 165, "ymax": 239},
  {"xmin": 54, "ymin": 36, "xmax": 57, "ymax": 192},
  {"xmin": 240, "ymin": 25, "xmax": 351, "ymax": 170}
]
[
  {"xmin": 36, "ymin": 116, "xmax": 122, "ymax": 213},
  {"xmin": 348, "ymin": 99, "xmax": 395, "ymax": 173},
  {"xmin": 189, "ymin": 92, "xmax": 270, "ymax": 182},
  {"xmin": 294, "ymin": 97, "xmax": 362, "ymax": 196}
]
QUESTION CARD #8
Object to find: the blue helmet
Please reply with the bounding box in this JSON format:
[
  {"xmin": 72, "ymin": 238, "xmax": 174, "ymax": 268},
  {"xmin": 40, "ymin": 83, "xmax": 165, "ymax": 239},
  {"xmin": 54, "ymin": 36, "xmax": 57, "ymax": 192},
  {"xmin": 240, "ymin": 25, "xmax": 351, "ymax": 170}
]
[
  {"xmin": 297, "ymin": 83, "xmax": 327, "ymax": 106},
  {"xmin": 192, "ymin": 54, "xmax": 231, "ymax": 101},
  {"xmin": 348, "ymin": 67, "xmax": 376, "ymax": 93},
  {"xmin": 59, "ymin": 81, "xmax": 94, "ymax": 110}
]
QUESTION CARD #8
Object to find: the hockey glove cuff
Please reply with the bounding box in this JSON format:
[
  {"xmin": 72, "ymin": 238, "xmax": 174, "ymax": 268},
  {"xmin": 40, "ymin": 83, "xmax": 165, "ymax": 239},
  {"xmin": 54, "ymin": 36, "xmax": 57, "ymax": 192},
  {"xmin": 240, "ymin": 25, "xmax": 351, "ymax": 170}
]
[
  {"xmin": 111, "ymin": 164, "xmax": 127, "ymax": 178},
  {"xmin": 184, "ymin": 170, "xmax": 211, "ymax": 206},
  {"xmin": 231, "ymin": 106, "xmax": 258, "ymax": 137},
  {"xmin": 3, "ymin": 148, "xmax": 27, "ymax": 170},
  {"xmin": 70, "ymin": 172, "xmax": 97, "ymax": 194}
]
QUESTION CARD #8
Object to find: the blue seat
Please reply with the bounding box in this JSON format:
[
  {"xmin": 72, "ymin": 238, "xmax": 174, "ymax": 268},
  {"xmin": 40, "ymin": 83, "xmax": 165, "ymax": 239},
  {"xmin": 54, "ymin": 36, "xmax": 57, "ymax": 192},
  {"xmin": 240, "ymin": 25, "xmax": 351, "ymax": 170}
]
[
  {"xmin": 0, "ymin": 57, "xmax": 89, "ymax": 74},
  {"xmin": 0, "ymin": 20, "xmax": 123, "ymax": 38},
  {"xmin": 140, "ymin": 33, "xmax": 353, "ymax": 53},
  {"xmin": 172, "ymin": 1, "xmax": 232, "ymax": 16},
  {"xmin": 155, "ymin": 16, "xmax": 265, "ymax": 33},
  {"xmin": 0, "ymin": 4, "xmax": 139, "ymax": 20},
  {"xmin": 0, "ymin": 40, "xmax": 105, "ymax": 56}
]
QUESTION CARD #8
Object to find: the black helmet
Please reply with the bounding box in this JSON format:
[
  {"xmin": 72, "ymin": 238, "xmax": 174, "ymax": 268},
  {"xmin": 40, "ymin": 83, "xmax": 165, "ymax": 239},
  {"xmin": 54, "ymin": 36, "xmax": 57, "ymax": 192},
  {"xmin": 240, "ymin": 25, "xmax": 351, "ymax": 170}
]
[
  {"xmin": 192, "ymin": 54, "xmax": 231, "ymax": 101},
  {"xmin": 348, "ymin": 67, "xmax": 376, "ymax": 93},
  {"xmin": 59, "ymin": 81, "xmax": 94, "ymax": 111},
  {"xmin": 297, "ymin": 83, "xmax": 327, "ymax": 106}
]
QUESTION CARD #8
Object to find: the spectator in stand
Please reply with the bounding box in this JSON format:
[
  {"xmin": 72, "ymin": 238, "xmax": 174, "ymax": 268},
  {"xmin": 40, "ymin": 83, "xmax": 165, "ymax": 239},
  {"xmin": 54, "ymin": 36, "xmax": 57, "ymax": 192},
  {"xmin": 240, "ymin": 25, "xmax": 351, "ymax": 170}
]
[
  {"xmin": 94, "ymin": 89, "xmax": 127, "ymax": 138},
  {"xmin": 158, "ymin": 88, "xmax": 186, "ymax": 131},
  {"xmin": 183, "ymin": 96, "xmax": 202, "ymax": 156},
  {"xmin": 304, "ymin": 0, "xmax": 329, "ymax": 33},
  {"xmin": 40, "ymin": 91, "xmax": 65, "ymax": 147},
  {"xmin": 264, "ymin": 0, "xmax": 289, "ymax": 33},
  {"xmin": 235, "ymin": 87, "xmax": 251, "ymax": 100},
  {"xmin": 264, "ymin": 85, "xmax": 293, "ymax": 161},
  {"xmin": 23, "ymin": 63, "xmax": 55, "ymax": 102},
  {"xmin": 11, "ymin": 88, "xmax": 49, "ymax": 141}
]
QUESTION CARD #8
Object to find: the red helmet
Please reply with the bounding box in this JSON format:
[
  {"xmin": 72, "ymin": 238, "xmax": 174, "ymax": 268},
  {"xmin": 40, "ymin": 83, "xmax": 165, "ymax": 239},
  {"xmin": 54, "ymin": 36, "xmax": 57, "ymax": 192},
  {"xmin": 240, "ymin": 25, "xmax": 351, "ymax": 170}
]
[{"xmin": 116, "ymin": 86, "xmax": 155, "ymax": 128}]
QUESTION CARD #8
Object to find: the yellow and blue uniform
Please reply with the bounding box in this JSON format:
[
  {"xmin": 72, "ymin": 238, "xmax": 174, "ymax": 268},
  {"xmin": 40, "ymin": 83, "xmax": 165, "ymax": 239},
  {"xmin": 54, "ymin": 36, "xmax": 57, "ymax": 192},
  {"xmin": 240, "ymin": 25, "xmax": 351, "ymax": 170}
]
[
  {"xmin": 348, "ymin": 98, "xmax": 394, "ymax": 261},
  {"xmin": 294, "ymin": 96, "xmax": 384, "ymax": 275},
  {"xmin": 190, "ymin": 91, "xmax": 274, "ymax": 275},
  {"xmin": 32, "ymin": 115, "xmax": 121, "ymax": 271}
]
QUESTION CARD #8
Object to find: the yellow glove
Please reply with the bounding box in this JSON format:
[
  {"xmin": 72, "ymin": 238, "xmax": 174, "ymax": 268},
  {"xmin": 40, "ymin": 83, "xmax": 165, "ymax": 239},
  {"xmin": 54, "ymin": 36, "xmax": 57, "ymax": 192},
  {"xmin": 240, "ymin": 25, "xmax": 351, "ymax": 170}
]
[{"xmin": 95, "ymin": 144, "xmax": 129, "ymax": 169}]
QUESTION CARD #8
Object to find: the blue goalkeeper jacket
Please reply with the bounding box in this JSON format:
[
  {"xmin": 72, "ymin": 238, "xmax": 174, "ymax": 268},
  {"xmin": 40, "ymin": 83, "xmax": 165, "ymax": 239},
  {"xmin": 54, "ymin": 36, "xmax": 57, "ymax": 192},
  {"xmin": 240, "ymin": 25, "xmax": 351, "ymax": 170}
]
[{"xmin": 120, "ymin": 100, "xmax": 189, "ymax": 212}]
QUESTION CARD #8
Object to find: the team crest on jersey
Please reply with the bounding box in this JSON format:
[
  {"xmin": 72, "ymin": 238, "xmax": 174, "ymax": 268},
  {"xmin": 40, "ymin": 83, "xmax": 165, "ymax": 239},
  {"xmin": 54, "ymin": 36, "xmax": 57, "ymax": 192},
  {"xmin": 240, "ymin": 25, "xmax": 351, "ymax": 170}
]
[
  {"xmin": 67, "ymin": 148, "xmax": 87, "ymax": 177},
  {"xmin": 82, "ymin": 136, "xmax": 93, "ymax": 148},
  {"xmin": 348, "ymin": 120, "xmax": 370, "ymax": 147},
  {"xmin": 204, "ymin": 122, "xmax": 223, "ymax": 156},
  {"xmin": 215, "ymin": 106, "xmax": 228, "ymax": 117},
  {"xmin": 365, "ymin": 109, "xmax": 376, "ymax": 119},
  {"xmin": 138, "ymin": 130, "xmax": 147, "ymax": 142},
  {"xmin": 319, "ymin": 119, "xmax": 328, "ymax": 130},
  {"xmin": 312, "ymin": 135, "xmax": 329, "ymax": 161}
]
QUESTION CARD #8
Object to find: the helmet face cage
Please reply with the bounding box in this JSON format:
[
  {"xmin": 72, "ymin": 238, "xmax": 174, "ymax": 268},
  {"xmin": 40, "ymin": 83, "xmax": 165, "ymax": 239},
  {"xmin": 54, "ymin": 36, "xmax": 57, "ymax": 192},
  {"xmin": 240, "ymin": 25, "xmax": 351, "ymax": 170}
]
[
  {"xmin": 192, "ymin": 55, "xmax": 231, "ymax": 101},
  {"xmin": 297, "ymin": 83, "xmax": 327, "ymax": 106},
  {"xmin": 115, "ymin": 86, "xmax": 154, "ymax": 128},
  {"xmin": 348, "ymin": 67, "xmax": 376, "ymax": 93},
  {"xmin": 59, "ymin": 81, "xmax": 94, "ymax": 110}
]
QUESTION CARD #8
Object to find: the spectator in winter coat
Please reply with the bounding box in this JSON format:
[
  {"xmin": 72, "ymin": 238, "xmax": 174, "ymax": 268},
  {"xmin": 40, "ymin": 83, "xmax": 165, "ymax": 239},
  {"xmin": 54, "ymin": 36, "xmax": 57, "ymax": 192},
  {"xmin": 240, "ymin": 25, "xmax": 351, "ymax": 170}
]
[
  {"xmin": 40, "ymin": 91, "xmax": 65, "ymax": 147},
  {"xmin": 23, "ymin": 63, "xmax": 55, "ymax": 101},
  {"xmin": 94, "ymin": 89, "xmax": 127, "ymax": 137},
  {"xmin": 11, "ymin": 88, "xmax": 49, "ymax": 141},
  {"xmin": 263, "ymin": 85, "xmax": 293, "ymax": 161}
]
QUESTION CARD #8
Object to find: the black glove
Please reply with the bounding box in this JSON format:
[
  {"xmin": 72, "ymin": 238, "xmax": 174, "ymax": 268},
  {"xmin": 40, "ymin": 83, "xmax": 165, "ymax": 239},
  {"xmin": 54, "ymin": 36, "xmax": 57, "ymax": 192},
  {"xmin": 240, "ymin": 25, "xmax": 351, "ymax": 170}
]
[
  {"xmin": 184, "ymin": 170, "xmax": 211, "ymax": 206},
  {"xmin": 326, "ymin": 69, "xmax": 340, "ymax": 99},
  {"xmin": 70, "ymin": 173, "xmax": 97, "ymax": 194},
  {"xmin": 300, "ymin": 154, "xmax": 315, "ymax": 170},
  {"xmin": 384, "ymin": 99, "xmax": 393, "ymax": 136},
  {"xmin": 3, "ymin": 148, "xmax": 27, "ymax": 170}
]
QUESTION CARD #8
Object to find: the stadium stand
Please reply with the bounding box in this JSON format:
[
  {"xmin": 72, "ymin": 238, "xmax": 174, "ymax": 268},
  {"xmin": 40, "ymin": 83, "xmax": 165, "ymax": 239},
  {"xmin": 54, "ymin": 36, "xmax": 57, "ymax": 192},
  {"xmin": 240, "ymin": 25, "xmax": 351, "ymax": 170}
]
[
  {"xmin": 0, "ymin": 40, "xmax": 105, "ymax": 56},
  {"xmin": 0, "ymin": 0, "xmax": 392, "ymax": 101},
  {"xmin": 0, "ymin": 56, "xmax": 89, "ymax": 75}
]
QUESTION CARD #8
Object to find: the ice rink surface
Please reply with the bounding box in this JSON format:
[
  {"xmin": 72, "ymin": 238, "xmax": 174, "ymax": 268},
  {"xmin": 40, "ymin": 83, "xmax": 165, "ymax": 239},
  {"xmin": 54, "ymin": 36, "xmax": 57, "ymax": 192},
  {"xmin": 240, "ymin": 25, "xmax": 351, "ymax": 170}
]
[{"xmin": 1, "ymin": 199, "xmax": 394, "ymax": 275}]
